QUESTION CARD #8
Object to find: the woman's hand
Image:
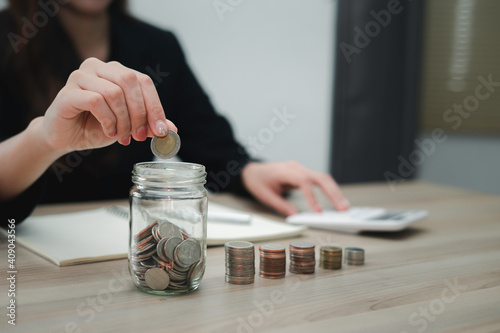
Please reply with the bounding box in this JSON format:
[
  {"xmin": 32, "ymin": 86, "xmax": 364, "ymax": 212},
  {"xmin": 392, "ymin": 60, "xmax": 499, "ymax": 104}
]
[
  {"xmin": 0, "ymin": 57, "xmax": 176, "ymax": 200},
  {"xmin": 241, "ymin": 161, "xmax": 350, "ymax": 216},
  {"xmin": 37, "ymin": 57, "xmax": 176, "ymax": 153}
]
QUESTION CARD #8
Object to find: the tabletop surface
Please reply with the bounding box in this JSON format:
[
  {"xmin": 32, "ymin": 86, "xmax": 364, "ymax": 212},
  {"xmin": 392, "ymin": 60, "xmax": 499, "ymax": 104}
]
[{"xmin": 1, "ymin": 181, "xmax": 500, "ymax": 333}]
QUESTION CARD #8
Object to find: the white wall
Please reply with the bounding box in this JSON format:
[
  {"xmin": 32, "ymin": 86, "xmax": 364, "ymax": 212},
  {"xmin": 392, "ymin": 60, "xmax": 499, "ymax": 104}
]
[{"xmin": 128, "ymin": 0, "xmax": 336, "ymax": 172}]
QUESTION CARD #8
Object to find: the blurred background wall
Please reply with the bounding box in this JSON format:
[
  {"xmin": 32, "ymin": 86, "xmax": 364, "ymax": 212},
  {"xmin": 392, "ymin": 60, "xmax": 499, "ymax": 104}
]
[
  {"xmin": 0, "ymin": 0, "xmax": 336, "ymax": 174},
  {"xmin": 417, "ymin": 0, "xmax": 500, "ymax": 195},
  {"xmin": 128, "ymin": 0, "xmax": 336, "ymax": 174},
  {"xmin": 1, "ymin": 0, "xmax": 498, "ymax": 195}
]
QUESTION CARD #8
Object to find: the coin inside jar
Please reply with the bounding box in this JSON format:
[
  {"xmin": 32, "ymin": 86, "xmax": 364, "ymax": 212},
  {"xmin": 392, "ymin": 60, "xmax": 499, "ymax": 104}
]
[
  {"xmin": 151, "ymin": 129, "xmax": 181, "ymax": 159},
  {"xmin": 174, "ymin": 238, "xmax": 202, "ymax": 266},
  {"xmin": 187, "ymin": 261, "xmax": 204, "ymax": 287},
  {"xmin": 144, "ymin": 267, "xmax": 170, "ymax": 290},
  {"xmin": 165, "ymin": 236, "xmax": 184, "ymax": 261},
  {"xmin": 158, "ymin": 221, "xmax": 182, "ymax": 239}
]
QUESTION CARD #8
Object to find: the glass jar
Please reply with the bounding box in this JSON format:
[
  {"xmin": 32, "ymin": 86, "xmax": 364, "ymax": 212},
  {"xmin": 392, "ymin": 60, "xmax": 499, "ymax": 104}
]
[{"xmin": 128, "ymin": 161, "xmax": 207, "ymax": 295}]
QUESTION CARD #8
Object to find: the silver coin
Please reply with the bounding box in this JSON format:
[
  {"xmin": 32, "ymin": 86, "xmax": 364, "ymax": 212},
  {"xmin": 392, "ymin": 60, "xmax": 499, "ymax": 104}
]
[
  {"xmin": 138, "ymin": 247, "xmax": 157, "ymax": 260},
  {"xmin": 132, "ymin": 234, "xmax": 153, "ymax": 250},
  {"xmin": 134, "ymin": 220, "xmax": 158, "ymax": 242},
  {"xmin": 173, "ymin": 262, "xmax": 192, "ymax": 272},
  {"xmin": 165, "ymin": 236, "xmax": 183, "ymax": 261},
  {"xmin": 129, "ymin": 261, "xmax": 146, "ymax": 272},
  {"xmin": 344, "ymin": 247, "xmax": 365, "ymax": 260},
  {"xmin": 345, "ymin": 254, "xmax": 365, "ymax": 260},
  {"xmin": 158, "ymin": 221, "xmax": 183, "ymax": 239},
  {"xmin": 165, "ymin": 266, "xmax": 187, "ymax": 282},
  {"xmin": 135, "ymin": 278, "xmax": 149, "ymax": 288},
  {"xmin": 144, "ymin": 268, "xmax": 170, "ymax": 290},
  {"xmin": 225, "ymin": 241, "xmax": 255, "ymax": 250},
  {"xmin": 175, "ymin": 238, "xmax": 202, "ymax": 266},
  {"xmin": 225, "ymin": 241, "xmax": 255, "ymax": 284},
  {"xmin": 168, "ymin": 281, "xmax": 188, "ymax": 290},
  {"xmin": 152, "ymin": 255, "xmax": 168, "ymax": 268},
  {"xmin": 135, "ymin": 239, "xmax": 156, "ymax": 254},
  {"xmin": 226, "ymin": 270, "xmax": 255, "ymax": 277},
  {"xmin": 187, "ymin": 261, "xmax": 204, "ymax": 287},
  {"xmin": 151, "ymin": 224, "xmax": 161, "ymax": 242},
  {"xmin": 140, "ymin": 259, "xmax": 156, "ymax": 268},
  {"xmin": 226, "ymin": 256, "xmax": 255, "ymax": 264},
  {"xmin": 134, "ymin": 268, "xmax": 147, "ymax": 276},
  {"xmin": 225, "ymin": 275, "xmax": 254, "ymax": 285},
  {"xmin": 345, "ymin": 247, "xmax": 364, "ymax": 252},
  {"xmin": 259, "ymin": 244, "xmax": 286, "ymax": 251},
  {"xmin": 345, "ymin": 253, "xmax": 365, "ymax": 259},
  {"xmin": 156, "ymin": 238, "xmax": 170, "ymax": 262},
  {"xmin": 344, "ymin": 247, "xmax": 364, "ymax": 255},
  {"xmin": 130, "ymin": 248, "xmax": 156, "ymax": 261},
  {"xmin": 289, "ymin": 241, "xmax": 315, "ymax": 249},
  {"xmin": 151, "ymin": 130, "xmax": 181, "ymax": 159},
  {"xmin": 289, "ymin": 241, "xmax": 316, "ymax": 274}
]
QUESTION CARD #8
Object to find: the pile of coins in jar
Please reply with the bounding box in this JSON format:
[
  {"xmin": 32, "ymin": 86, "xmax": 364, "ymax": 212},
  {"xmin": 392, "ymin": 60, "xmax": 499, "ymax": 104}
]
[
  {"xmin": 224, "ymin": 240, "xmax": 365, "ymax": 285},
  {"xmin": 130, "ymin": 220, "xmax": 204, "ymax": 291}
]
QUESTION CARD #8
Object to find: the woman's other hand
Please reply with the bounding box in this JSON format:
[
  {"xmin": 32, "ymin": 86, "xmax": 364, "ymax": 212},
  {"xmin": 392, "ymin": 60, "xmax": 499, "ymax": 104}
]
[{"xmin": 241, "ymin": 161, "xmax": 350, "ymax": 216}]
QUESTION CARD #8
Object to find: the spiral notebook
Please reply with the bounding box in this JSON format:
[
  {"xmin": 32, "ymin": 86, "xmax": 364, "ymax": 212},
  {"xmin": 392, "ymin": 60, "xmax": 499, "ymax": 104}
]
[{"xmin": 2, "ymin": 202, "xmax": 306, "ymax": 266}]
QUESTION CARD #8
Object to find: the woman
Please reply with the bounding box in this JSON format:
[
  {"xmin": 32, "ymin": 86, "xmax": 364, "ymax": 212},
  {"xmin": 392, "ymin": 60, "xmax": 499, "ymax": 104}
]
[{"xmin": 0, "ymin": 0, "xmax": 349, "ymax": 224}]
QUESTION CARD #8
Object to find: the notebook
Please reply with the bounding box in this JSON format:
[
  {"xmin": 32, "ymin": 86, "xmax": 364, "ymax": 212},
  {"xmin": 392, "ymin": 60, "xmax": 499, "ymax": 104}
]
[
  {"xmin": 206, "ymin": 202, "xmax": 306, "ymax": 245},
  {"xmin": 2, "ymin": 202, "xmax": 306, "ymax": 266}
]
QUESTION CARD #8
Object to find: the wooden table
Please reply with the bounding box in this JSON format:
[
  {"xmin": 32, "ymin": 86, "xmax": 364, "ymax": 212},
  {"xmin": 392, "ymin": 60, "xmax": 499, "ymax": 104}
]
[{"xmin": 1, "ymin": 181, "xmax": 500, "ymax": 333}]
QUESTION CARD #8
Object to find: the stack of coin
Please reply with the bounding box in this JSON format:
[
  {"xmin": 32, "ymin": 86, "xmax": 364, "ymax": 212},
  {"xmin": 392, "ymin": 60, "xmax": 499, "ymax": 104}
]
[
  {"xmin": 130, "ymin": 220, "xmax": 203, "ymax": 291},
  {"xmin": 319, "ymin": 246, "xmax": 343, "ymax": 269},
  {"xmin": 259, "ymin": 244, "xmax": 286, "ymax": 279},
  {"xmin": 225, "ymin": 241, "xmax": 255, "ymax": 285},
  {"xmin": 344, "ymin": 247, "xmax": 365, "ymax": 265},
  {"xmin": 289, "ymin": 241, "xmax": 316, "ymax": 274}
]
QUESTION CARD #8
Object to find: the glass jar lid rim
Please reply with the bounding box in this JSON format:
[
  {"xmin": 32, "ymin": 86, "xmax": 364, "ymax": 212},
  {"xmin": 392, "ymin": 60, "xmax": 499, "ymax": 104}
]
[{"xmin": 132, "ymin": 161, "xmax": 206, "ymax": 185}]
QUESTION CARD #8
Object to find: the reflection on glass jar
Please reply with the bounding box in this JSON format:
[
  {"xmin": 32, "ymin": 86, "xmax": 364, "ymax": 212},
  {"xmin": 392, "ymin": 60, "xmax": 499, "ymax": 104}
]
[{"xmin": 129, "ymin": 162, "xmax": 207, "ymax": 295}]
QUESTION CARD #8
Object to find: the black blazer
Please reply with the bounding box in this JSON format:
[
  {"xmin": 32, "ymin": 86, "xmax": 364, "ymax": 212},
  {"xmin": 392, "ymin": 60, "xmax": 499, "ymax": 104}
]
[{"xmin": 0, "ymin": 9, "xmax": 251, "ymax": 223}]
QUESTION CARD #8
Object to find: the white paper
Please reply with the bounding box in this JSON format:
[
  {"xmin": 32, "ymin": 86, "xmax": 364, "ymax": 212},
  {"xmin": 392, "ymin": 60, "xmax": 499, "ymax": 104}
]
[{"xmin": 207, "ymin": 202, "xmax": 306, "ymax": 245}]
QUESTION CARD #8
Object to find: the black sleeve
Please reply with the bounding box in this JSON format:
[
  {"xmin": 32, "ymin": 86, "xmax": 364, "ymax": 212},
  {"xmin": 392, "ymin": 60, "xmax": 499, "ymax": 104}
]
[
  {"xmin": 0, "ymin": 79, "xmax": 46, "ymax": 226},
  {"xmin": 0, "ymin": 176, "xmax": 46, "ymax": 227},
  {"xmin": 166, "ymin": 34, "xmax": 254, "ymax": 195}
]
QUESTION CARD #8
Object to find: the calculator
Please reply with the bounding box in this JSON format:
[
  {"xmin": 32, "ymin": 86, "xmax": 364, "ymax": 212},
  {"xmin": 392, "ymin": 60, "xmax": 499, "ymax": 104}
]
[{"xmin": 285, "ymin": 207, "xmax": 428, "ymax": 233}]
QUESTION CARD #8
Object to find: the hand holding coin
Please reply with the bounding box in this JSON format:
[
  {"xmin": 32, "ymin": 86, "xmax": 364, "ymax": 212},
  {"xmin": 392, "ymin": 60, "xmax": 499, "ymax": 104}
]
[{"xmin": 39, "ymin": 58, "xmax": 177, "ymax": 152}]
